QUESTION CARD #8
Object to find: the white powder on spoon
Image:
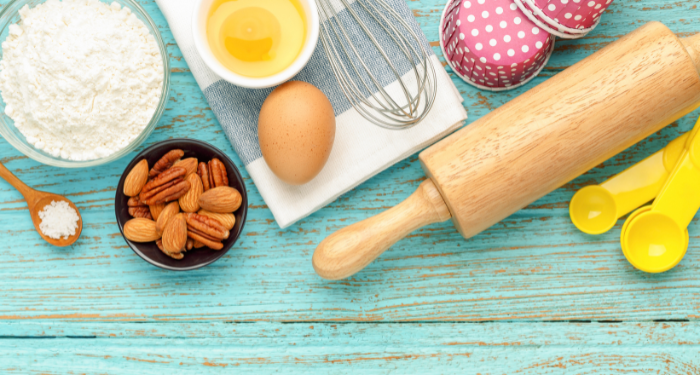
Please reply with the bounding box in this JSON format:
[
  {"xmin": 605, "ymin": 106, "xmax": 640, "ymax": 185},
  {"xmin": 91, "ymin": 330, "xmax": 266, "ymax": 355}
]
[
  {"xmin": 0, "ymin": 0, "xmax": 164, "ymax": 161},
  {"xmin": 39, "ymin": 200, "xmax": 80, "ymax": 240}
]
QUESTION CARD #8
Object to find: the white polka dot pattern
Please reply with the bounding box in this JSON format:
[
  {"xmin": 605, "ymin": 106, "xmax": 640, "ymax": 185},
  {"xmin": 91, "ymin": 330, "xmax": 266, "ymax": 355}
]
[
  {"xmin": 441, "ymin": 0, "xmax": 554, "ymax": 89},
  {"xmin": 515, "ymin": 0, "xmax": 612, "ymax": 38}
]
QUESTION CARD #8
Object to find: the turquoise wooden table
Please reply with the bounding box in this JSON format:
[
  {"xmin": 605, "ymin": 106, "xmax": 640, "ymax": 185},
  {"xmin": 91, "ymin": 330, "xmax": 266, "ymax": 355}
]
[{"xmin": 2, "ymin": 0, "xmax": 700, "ymax": 373}]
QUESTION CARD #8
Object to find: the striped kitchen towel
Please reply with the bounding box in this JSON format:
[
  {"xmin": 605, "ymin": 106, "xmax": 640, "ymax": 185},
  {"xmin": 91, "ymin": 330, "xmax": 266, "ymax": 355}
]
[{"xmin": 155, "ymin": 0, "xmax": 468, "ymax": 228}]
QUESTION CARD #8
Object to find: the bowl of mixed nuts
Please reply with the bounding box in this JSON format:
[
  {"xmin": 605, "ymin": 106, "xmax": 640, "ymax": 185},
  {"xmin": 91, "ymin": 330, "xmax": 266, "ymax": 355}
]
[{"xmin": 115, "ymin": 139, "xmax": 247, "ymax": 271}]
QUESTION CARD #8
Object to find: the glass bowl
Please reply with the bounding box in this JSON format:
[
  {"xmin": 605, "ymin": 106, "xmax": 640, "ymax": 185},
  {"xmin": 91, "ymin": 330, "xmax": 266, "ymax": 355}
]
[{"xmin": 0, "ymin": 0, "xmax": 170, "ymax": 168}]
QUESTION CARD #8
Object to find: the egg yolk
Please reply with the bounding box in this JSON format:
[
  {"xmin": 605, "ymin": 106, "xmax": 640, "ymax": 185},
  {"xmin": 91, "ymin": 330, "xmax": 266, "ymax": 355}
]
[{"xmin": 207, "ymin": 0, "xmax": 306, "ymax": 78}]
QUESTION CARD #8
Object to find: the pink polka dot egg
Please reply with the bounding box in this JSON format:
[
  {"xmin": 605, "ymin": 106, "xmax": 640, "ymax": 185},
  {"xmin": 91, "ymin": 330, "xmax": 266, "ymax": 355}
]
[
  {"xmin": 440, "ymin": 0, "xmax": 555, "ymax": 91},
  {"xmin": 514, "ymin": 0, "xmax": 613, "ymax": 38}
]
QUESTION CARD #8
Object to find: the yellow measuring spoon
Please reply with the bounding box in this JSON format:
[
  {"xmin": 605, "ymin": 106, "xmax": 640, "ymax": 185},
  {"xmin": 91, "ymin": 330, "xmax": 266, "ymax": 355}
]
[
  {"xmin": 621, "ymin": 120, "xmax": 700, "ymax": 273},
  {"xmin": 570, "ymin": 132, "xmax": 690, "ymax": 234}
]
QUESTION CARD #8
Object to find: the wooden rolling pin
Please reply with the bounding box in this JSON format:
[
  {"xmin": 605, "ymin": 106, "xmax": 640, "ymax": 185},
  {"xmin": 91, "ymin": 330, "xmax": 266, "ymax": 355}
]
[{"xmin": 313, "ymin": 22, "xmax": 700, "ymax": 280}]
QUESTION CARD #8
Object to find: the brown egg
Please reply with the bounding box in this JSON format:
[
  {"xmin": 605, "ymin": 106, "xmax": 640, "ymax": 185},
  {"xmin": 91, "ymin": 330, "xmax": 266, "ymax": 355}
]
[{"xmin": 258, "ymin": 81, "xmax": 336, "ymax": 185}]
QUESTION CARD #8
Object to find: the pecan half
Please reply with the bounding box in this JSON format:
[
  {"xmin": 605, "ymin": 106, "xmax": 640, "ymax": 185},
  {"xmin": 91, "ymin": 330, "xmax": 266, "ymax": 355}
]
[
  {"xmin": 209, "ymin": 158, "xmax": 229, "ymax": 188},
  {"xmin": 185, "ymin": 213, "xmax": 229, "ymax": 240},
  {"xmin": 198, "ymin": 162, "xmax": 211, "ymax": 192},
  {"xmin": 127, "ymin": 197, "xmax": 152, "ymax": 219},
  {"xmin": 207, "ymin": 162, "xmax": 215, "ymax": 189},
  {"xmin": 186, "ymin": 238, "xmax": 194, "ymax": 251},
  {"xmin": 150, "ymin": 149, "xmax": 185, "ymax": 178},
  {"xmin": 187, "ymin": 227, "xmax": 224, "ymax": 250},
  {"xmin": 193, "ymin": 240, "xmax": 205, "ymax": 249},
  {"xmin": 140, "ymin": 167, "xmax": 190, "ymax": 205}
]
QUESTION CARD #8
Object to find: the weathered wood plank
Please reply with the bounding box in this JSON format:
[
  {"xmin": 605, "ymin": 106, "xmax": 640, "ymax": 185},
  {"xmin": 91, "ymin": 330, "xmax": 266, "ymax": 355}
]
[
  {"xmin": 1, "ymin": 322, "xmax": 699, "ymax": 373},
  {"xmin": 1, "ymin": 0, "xmax": 699, "ymax": 324}
]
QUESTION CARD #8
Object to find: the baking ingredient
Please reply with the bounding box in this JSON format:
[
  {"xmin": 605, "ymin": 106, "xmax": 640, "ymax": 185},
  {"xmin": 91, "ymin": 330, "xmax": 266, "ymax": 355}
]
[
  {"xmin": 198, "ymin": 162, "xmax": 212, "ymax": 191},
  {"xmin": 124, "ymin": 160, "xmax": 150, "ymax": 197},
  {"xmin": 173, "ymin": 158, "xmax": 199, "ymax": 177},
  {"xmin": 0, "ymin": 0, "xmax": 164, "ymax": 161},
  {"xmin": 162, "ymin": 213, "xmax": 188, "ymax": 256},
  {"xmin": 199, "ymin": 187, "xmax": 243, "ymax": 213},
  {"xmin": 185, "ymin": 213, "xmax": 230, "ymax": 240},
  {"xmin": 156, "ymin": 201, "xmax": 180, "ymax": 236},
  {"xmin": 198, "ymin": 158, "xmax": 229, "ymax": 191},
  {"xmin": 127, "ymin": 196, "xmax": 152, "ymax": 219},
  {"xmin": 208, "ymin": 158, "xmax": 229, "ymax": 188},
  {"xmin": 198, "ymin": 210, "xmax": 236, "ymax": 231},
  {"xmin": 258, "ymin": 81, "xmax": 335, "ymax": 185},
  {"xmin": 38, "ymin": 200, "xmax": 80, "ymax": 240},
  {"xmin": 179, "ymin": 174, "xmax": 204, "ymax": 213},
  {"xmin": 139, "ymin": 167, "xmax": 190, "ymax": 206},
  {"xmin": 123, "ymin": 218, "xmax": 160, "ymax": 243},
  {"xmin": 151, "ymin": 150, "xmax": 185, "ymax": 177},
  {"xmin": 207, "ymin": 0, "xmax": 306, "ymax": 78},
  {"xmin": 122, "ymin": 149, "xmax": 243, "ymax": 260},
  {"xmin": 149, "ymin": 203, "xmax": 166, "ymax": 221},
  {"xmin": 185, "ymin": 213, "xmax": 228, "ymax": 250}
]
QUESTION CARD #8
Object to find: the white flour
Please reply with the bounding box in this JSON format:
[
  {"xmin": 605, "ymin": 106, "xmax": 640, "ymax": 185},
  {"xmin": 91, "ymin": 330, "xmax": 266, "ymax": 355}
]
[{"xmin": 0, "ymin": 0, "xmax": 164, "ymax": 161}]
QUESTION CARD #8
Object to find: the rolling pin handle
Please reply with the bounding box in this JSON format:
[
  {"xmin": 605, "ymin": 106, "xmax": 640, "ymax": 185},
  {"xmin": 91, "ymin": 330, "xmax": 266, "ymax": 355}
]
[{"xmin": 313, "ymin": 179, "xmax": 452, "ymax": 280}]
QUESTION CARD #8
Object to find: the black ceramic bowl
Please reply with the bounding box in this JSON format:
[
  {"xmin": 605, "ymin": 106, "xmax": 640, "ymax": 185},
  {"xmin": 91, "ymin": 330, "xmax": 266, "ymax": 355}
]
[{"xmin": 115, "ymin": 139, "xmax": 248, "ymax": 271}]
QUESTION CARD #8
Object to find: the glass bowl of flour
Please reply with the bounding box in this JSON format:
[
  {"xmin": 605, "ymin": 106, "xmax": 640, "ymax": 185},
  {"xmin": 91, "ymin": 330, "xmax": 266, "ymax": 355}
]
[{"xmin": 0, "ymin": 0, "xmax": 170, "ymax": 167}]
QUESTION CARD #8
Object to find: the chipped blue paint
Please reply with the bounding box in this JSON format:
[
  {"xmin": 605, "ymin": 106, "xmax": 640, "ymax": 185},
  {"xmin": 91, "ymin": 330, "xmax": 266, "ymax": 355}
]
[{"xmin": 0, "ymin": 0, "xmax": 699, "ymax": 372}]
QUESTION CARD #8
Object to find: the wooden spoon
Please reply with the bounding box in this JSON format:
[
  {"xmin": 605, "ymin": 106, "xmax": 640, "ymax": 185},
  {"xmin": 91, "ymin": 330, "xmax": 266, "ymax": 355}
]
[{"xmin": 0, "ymin": 162, "xmax": 82, "ymax": 247}]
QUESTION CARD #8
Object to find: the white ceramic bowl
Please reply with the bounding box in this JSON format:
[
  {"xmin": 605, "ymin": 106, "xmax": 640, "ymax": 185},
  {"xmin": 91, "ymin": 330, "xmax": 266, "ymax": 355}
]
[{"xmin": 192, "ymin": 0, "xmax": 319, "ymax": 89}]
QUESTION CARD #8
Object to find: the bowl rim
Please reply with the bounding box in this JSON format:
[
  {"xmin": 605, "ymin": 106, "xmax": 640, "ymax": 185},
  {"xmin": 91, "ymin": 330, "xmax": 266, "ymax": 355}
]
[
  {"xmin": 115, "ymin": 139, "xmax": 248, "ymax": 271},
  {"xmin": 191, "ymin": 0, "xmax": 320, "ymax": 89},
  {"xmin": 0, "ymin": 0, "xmax": 171, "ymax": 168}
]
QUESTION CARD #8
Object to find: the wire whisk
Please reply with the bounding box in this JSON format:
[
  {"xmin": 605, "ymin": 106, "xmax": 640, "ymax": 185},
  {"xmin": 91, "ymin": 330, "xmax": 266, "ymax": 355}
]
[{"xmin": 316, "ymin": 0, "xmax": 437, "ymax": 130}]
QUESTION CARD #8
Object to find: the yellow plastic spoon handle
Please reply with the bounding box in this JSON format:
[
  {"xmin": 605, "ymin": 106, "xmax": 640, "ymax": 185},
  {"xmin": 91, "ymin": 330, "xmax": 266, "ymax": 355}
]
[
  {"xmin": 600, "ymin": 133, "xmax": 688, "ymax": 217},
  {"xmin": 570, "ymin": 131, "xmax": 693, "ymax": 235},
  {"xmin": 650, "ymin": 119, "xmax": 700, "ymax": 228}
]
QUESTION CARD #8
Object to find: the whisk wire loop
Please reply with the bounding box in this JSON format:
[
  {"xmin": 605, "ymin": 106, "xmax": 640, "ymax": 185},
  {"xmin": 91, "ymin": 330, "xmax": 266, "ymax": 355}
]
[{"xmin": 316, "ymin": 0, "xmax": 437, "ymax": 130}]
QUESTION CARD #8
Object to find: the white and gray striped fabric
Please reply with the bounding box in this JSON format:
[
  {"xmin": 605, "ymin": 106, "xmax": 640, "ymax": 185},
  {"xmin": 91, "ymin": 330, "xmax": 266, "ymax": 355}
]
[{"xmin": 155, "ymin": 0, "xmax": 467, "ymax": 228}]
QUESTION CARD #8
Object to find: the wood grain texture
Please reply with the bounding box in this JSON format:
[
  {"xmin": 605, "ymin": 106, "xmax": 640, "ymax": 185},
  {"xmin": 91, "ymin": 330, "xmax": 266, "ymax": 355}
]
[
  {"xmin": 1, "ymin": 322, "xmax": 699, "ymax": 373},
  {"xmin": 314, "ymin": 179, "xmax": 451, "ymax": 280},
  {"xmin": 0, "ymin": 0, "xmax": 698, "ymax": 323},
  {"xmin": 0, "ymin": 0, "xmax": 699, "ymax": 371},
  {"xmin": 422, "ymin": 22, "xmax": 700, "ymax": 239}
]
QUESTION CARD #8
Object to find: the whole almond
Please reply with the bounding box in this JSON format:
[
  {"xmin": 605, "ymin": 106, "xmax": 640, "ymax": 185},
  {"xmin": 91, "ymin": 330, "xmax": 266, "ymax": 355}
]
[
  {"xmin": 179, "ymin": 174, "xmax": 203, "ymax": 213},
  {"xmin": 156, "ymin": 201, "xmax": 180, "ymax": 236},
  {"xmin": 157, "ymin": 239, "xmax": 183, "ymax": 260},
  {"xmin": 162, "ymin": 213, "xmax": 188, "ymax": 254},
  {"xmin": 174, "ymin": 157, "xmax": 199, "ymax": 177},
  {"xmin": 198, "ymin": 209, "xmax": 236, "ymax": 230},
  {"xmin": 149, "ymin": 203, "xmax": 166, "ymax": 221},
  {"xmin": 123, "ymin": 160, "xmax": 149, "ymax": 197},
  {"xmin": 123, "ymin": 218, "xmax": 160, "ymax": 243},
  {"xmin": 198, "ymin": 186, "xmax": 242, "ymax": 213}
]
